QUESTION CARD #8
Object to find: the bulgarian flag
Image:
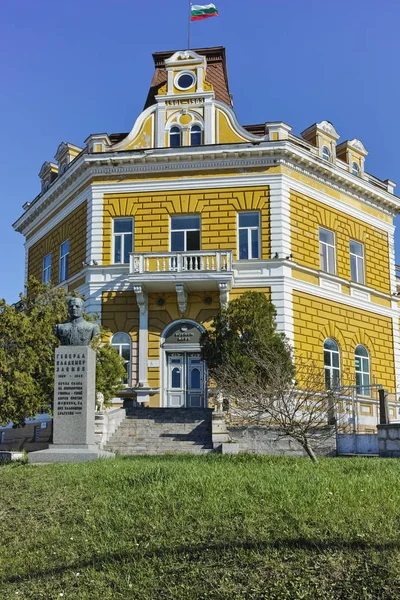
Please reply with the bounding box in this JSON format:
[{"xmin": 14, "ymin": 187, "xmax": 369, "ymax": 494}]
[{"xmin": 190, "ymin": 3, "xmax": 219, "ymax": 21}]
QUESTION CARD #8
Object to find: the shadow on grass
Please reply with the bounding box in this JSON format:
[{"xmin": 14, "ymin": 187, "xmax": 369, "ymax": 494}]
[{"xmin": 3, "ymin": 537, "xmax": 399, "ymax": 584}]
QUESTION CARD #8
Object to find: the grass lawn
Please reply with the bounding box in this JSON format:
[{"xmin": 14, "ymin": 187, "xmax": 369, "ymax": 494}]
[{"xmin": 1, "ymin": 455, "xmax": 400, "ymax": 599}]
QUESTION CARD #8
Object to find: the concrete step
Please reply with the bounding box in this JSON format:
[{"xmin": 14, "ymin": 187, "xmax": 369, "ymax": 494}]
[{"xmin": 106, "ymin": 407, "xmax": 213, "ymax": 456}]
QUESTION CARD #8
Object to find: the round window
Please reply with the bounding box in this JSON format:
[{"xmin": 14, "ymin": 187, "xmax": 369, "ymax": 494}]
[{"xmin": 176, "ymin": 72, "xmax": 196, "ymax": 90}]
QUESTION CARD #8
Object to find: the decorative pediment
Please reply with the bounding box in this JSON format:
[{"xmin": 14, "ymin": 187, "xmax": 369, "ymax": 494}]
[
  {"xmin": 348, "ymin": 138, "xmax": 368, "ymax": 156},
  {"xmin": 165, "ymin": 50, "xmax": 206, "ymax": 69}
]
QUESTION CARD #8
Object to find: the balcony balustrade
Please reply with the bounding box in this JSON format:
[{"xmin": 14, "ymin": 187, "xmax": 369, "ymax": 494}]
[{"xmin": 130, "ymin": 250, "xmax": 232, "ymax": 275}]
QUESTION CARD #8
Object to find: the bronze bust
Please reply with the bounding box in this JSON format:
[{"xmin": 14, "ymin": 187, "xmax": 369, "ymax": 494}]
[{"xmin": 55, "ymin": 298, "xmax": 100, "ymax": 346}]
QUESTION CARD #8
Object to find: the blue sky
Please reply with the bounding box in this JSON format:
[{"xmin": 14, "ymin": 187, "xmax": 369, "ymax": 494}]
[{"xmin": 1, "ymin": 0, "xmax": 399, "ymax": 303}]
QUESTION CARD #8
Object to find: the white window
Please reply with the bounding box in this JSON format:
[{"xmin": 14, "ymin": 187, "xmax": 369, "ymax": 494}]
[
  {"xmin": 111, "ymin": 332, "xmax": 131, "ymax": 385},
  {"xmin": 324, "ymin": 338, "xmax": 340, "ymax": 389},
  {"xmin": 238, "ymin": 212, "xmax": 260, "ymax": 260},
  {"xmin": 319, "ymin": 227, "xmax": 336, "ymax": 274},
  {"xmin": 190, "ymin": 125, "xmax": 202, "ymax": 146},
  {"xmin": 350, "ymin": 240, "xmax": 365, "ymax": 284},
  {"xmin": 322, "ymin": 146, "xmax": 331, "ymax": 161},
  {"xmin": 352, "ymin": 161, "xmax": 360, "ymax": 176},
  {"xmin": 113, "ymin": 218, "xmax": 133, "ymax": 264},
  {"xmin": 42, "ymin": 253, "xmax": 51, "ymax": 284},
  {"xmin": 355, "ymin": 345, "xmax": 370, "ymax": 396},
  {"xmin": 170, "ymin": 126, "xmax": 182, "ymax": 148},
  {"xmin": 59, "ymin": 240, "xmax": 69, "ymax": 282},
  {"xmin": 171, "ymin": 216, "xmax": 200, "ymax": 252}
]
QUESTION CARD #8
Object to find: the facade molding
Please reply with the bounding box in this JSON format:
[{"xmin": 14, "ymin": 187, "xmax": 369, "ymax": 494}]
[{"xmin": 15, "ymin": 140, "xmax": 400, "ymax": 237}]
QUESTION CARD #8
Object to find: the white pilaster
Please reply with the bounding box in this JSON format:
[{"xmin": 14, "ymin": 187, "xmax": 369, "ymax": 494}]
[
  {"xmin": 392, "ymin": 314, "xmax": 400, "ymax": 393},
  {"xmin": 269, "ymin": 176, "xmax": 291, "ymax": 259},
  {"xmin": 156, "ymin": 102, "xmax": 166, "ymax": 148},
  {"xmin": 134, "ymin": 285, "xmax": 149, "ymax": 390},
  {"xmin": 219, "ymin": 282, "xmax": 230, "ymax": 309},
  {"xmin": 388, "ymin": 230, "xmax": 397, "ymax": 295},
  {"xmin": 270, "ymin": 272, "xmax": 294, "ymax": 346},
  {"xmin": 86, "ymin": 186, "xmax": 104, "ymax": 266}
]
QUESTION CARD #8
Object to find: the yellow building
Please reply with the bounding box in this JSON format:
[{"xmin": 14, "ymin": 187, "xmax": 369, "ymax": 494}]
[{"xmin": 13, "ymin": 47, "xmax": 400, "ymax": 430}]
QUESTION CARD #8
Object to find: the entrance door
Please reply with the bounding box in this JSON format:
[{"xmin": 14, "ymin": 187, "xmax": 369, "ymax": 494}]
[{"xmin": 166, "ymin": 353, "xmax": 206, "ymax": 408}]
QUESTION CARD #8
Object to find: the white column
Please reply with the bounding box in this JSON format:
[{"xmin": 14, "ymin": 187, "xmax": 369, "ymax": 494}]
[{"xmin": 134, "ymin": 285, "xmax": 149, "ymax": 395}]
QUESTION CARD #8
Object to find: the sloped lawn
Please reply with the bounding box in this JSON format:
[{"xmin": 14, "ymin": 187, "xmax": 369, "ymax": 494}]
[{"xmin": 1, "ymin": 454, "xmax": 400, "ymax": 599}]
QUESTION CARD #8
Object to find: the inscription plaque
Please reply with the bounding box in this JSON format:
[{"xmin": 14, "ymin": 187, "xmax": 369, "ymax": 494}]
[{"xmin": 53, "ymin": 346, "xmax": 96, "ymax": 447}]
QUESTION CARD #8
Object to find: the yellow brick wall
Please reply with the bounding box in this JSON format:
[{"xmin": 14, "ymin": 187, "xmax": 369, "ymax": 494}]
[
  {"xmin": 102, "ymin": 187, "xmax": 270, "ymax": 263},
  {"xmin": 293, "ymin": 290, "xmax": 395, "ymax": 391},
  {"xmin": 290, "ymin": 190, "xmax": 390, "ymax": 294},
  {"xmin": 101, "ymin": 291, "xmax": 139, "ymax": 385},
  {"xmin": 28, "ymin": 202, "xmax": 87, "ymax": 283}
]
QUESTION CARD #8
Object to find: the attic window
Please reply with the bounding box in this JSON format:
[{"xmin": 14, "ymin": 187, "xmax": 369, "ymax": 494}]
[
  {"xmin": 175, "ymin": 72, "xmax": 196, "ymax": 90},
  {"xmin": 352, "ymin": 161, "xmax": 360, "ymax": 176},
  {"xmin": 170, "ymin": 126, "xmax": 182, "ymax": 148},
  {"xmin": 190, "ymin": 125, "xmax": 202, "ymax": 146},
  {"xmin": 322, "ymin": 146, "xmax": 331, "ymax": 161}
]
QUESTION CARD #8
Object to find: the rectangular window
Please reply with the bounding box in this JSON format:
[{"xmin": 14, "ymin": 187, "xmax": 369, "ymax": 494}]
[
  {"xmin": 0, "ymin": 431, "xmax": 5, "ymax": 444},
  {"xmin": 42, "ymin": 253, "xmax": 52, "ymax": 284},
  {"xmin": 59, "ymin": 240, "xmax": 69, "ymax": 282},
  {"xmin": 350, "ymin": 240, "xmax": 365, "ymax": 284},
  {"xmin": 319, "ymin": 227, "xmax": 336, "ymax": 274},
  {"xmin": 238, "ymin": 212, "xmax": 260, "ymax": 259},
  {"xmin": 34, "ymin": 426, "xmax": 40, "ymax": 441},
  {"xmin": 170, "ymin": 216, "xmax": 200, "ymax": 251},
  {"xmin": 113, "ymin": 218, "xmax": 134, "ymax": 264}
]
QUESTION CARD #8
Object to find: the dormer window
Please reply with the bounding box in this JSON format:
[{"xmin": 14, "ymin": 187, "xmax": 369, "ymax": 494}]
[
  {"xmin": 170, "ymin": 126, "xmax": 182, "ymax": 148},
  {"xmin": 175, "ymin": 72, "xmax": 196, "ymax": 90},
  {"xmin": 190, "ymin": 125, "xmax": 202, "ymax": 146},
  {"xmin": 322, "ymin": 146, "xmax": 331, "ymax": 161},
  {"xmin": 352, "ymin": 161, "xmax": 360, "ymax": 176}
]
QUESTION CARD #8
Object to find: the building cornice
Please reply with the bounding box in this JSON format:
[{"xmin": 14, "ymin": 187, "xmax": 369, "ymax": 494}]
[{"xmin": 14, "ymin": 140, "xmax": 400, "ymax": 235}]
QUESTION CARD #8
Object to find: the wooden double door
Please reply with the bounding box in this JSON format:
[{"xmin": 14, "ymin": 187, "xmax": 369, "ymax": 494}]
[{"xmin": 166, "ymin": 352, "xmax": 207, "ymax": 408}]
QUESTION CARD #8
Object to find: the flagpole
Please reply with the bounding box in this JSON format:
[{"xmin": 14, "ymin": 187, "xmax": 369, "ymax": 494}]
[{"xmin": 188, "ymin": 1, "xmax": 191, "ymax": 49}]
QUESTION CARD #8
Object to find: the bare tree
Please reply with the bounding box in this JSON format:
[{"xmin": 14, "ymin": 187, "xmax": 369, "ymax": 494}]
[{"xmin": 212, "ymin": 350, "xmax": 349, "ymax": 463}]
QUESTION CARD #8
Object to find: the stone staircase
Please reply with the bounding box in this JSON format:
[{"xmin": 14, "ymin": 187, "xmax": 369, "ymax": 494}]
[{"xmin": 104, "ymin": 408, "xmax": 214, "ymax": 455}]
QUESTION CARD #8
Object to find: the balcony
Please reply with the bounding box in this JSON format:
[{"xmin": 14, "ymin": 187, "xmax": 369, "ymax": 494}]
[{"xmin": 128, "ymin": 250, "xmax": 234, "ymax": 291}]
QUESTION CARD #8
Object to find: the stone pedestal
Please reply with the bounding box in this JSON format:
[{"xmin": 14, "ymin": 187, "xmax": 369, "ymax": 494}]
[{"xmin": 29, "ymin": 346, "xmax": 114, "ymax": 464}]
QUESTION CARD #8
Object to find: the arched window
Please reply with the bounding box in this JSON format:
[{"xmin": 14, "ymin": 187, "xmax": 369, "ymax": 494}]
[
  {"xmin": 322, "ymin": 146, "xmax": 331, "ymax": 161},
  {"xmin": 169, "ymin": 126, "xmax": 181, "ymax": 148},
  {"xmin": 324, "ymin": 338, "xmax": 340, "ymax": 389},
  {"xmin": 352, "ymin": 161, "xmax": 360, "ymax": 176},
  {"xmin": 190, "ymin": 125, "xmax": 202, "ymax": 146},
  {"xmin": 111, "ymin": 332, "xmax": 131, "ymax": 385},
  {"xmin": 355, "ymin": 345, "xmax": 370, "ymax": 396}
]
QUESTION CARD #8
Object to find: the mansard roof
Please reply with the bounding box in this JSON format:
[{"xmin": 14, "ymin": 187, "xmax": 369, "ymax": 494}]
[{"xmin": 144, "ymin": 46, "xmax": 232, "ymax": 109}]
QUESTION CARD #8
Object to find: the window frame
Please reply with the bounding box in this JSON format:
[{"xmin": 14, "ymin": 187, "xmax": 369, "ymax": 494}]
[
  {"xmin": 190, "ymin": 124, "xmax": 203, "ymax": 146},
  {"xmin": 355, "ymin": 345, "xmax": 370, "ymax": 397},
  {"xmin": 324, "ymin": 338, "xmax": 341, "ymax": 390},
  {"xmin": 112, "ymin": 217, "xmax": 134, "ymax": 265},
  {"xmin": 111, "ymin": 332, "xmax": 132, "ymax": 386},
  {"xmin": 59, "ymin": 239, "xmax": 70, "ymax": 283},
  {"xmin": 169, "ymin": 126, "xmax": 182, "ymax": 148},
  {"xmin": 237, "ymin": 211, "xmax": 261, "ymax": 260},
  {"xmin": 170, "ymin": 215, "xmax": 201, "ymax": 252},
  {"xmin": 319, "ymin": 227, "xmax": 336, "ymax": 275},
  {"xmin": 42, "ymin": 253, "xmax": 52, "ymax": 284},
  {"xmin": 322, "ymin": 146, "xmax": 331, "ymax": 161},
  {"xmin": 350, "ymin": 240, "xmax": 365, "ymax": 285},
  {"xmin": 352, "ymin": 161, "xmax": 360, "ymax": 176}
]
